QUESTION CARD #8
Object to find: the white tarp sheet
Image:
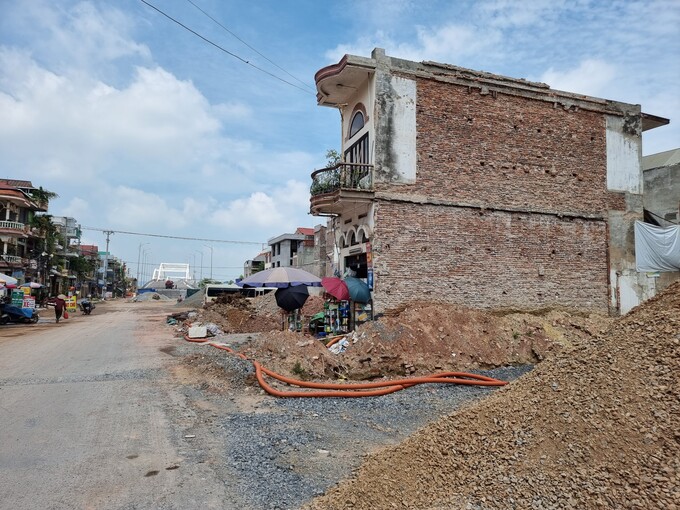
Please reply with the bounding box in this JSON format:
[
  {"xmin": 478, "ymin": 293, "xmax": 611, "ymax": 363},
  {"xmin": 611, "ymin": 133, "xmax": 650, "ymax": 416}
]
[{"xmin": 634, "ymin": 221, "xmax": 680, "ymax": 272}]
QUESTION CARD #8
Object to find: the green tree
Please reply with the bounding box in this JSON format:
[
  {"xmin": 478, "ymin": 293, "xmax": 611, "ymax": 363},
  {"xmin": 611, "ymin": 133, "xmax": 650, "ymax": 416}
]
[
  {"xmin": 69, "ymin": 256, "xmax": 95, "ymax": 278},
  {"xmin": 29, "ymin": 214, "xmax": 59, "ymax": 254},
  {"xmin": 28, "ymin": 187, "xmax": 59, "ymax": 208},
  {"xmin": 325, "ymin": 149, "xmax": 341, "ymax": 166},
  {"xmin": 198, "ymin": 278, "xmax": 222, "ymax": 289}
]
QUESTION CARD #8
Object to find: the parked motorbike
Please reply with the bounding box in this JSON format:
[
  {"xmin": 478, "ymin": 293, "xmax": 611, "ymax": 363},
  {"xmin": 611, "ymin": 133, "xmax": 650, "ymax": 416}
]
[
  {"xmin": 0, "ymin": 304, "xmax": 40, "ymax": 324},
  {"xmin": 79, "ymin": 299, "xmax": 95, "ymax": 315}
]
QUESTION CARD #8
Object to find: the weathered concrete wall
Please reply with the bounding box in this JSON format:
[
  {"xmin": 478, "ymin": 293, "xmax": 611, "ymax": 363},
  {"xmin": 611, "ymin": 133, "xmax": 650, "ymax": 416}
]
[
  {"xmin": 605, "ymin": 113, "xmax": 645, "ymax": 313},
  {"xmin": 644, "ymin": 163, "xmax": 680, "ymax": 224},
  {"xmin": 643, "ymin": 161, "xmax": 680, "ymax": 292},
  {"xmin": 606, "ymin": 114, "xmax": 642, "ymax": 193},
  {"xmin": 371, "ymin": 201, "xmax": 609, "ymax": 313}
]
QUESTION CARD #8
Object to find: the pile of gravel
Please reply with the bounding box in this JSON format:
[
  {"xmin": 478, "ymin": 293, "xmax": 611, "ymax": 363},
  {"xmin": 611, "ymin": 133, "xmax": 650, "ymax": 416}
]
[
  {"xmin": 180, "ymin": 288, "xmax": 205, "ymax": 307},
  {"xmin": 304, "ymin": 281, "xmax": 680, "ymax": 509},
  {"xmin": 130, "ymin": 292, "xmax": 173, "ymax": 302}
]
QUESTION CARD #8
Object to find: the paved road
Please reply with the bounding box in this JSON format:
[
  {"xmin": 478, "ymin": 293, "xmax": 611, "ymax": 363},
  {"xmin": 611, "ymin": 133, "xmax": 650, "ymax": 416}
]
[{"xmin": 0, "ymin": 301, "xmax": 229, "ymax": 510}]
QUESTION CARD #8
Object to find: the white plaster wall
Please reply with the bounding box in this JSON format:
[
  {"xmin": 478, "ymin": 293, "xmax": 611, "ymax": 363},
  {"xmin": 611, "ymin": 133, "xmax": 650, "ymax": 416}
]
[
  {"xmin": 606, "ymin": 115, "xmax": 642, "ymax": 193},
  {"xmin": 342, "ymin": 78, "xmax": 373, "ymax": 146},
  {"xmin": 611, "ymin": 269, "xmax": 657, "ymax": 314},
  {"xmin": 390, "ymin": 75, "xmax": 417, "ymax": 183}
]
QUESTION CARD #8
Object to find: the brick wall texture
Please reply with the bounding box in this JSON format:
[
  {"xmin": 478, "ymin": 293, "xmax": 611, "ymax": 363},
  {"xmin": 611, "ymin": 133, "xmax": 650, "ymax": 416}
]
[{"xmin": 371, "ymin": 77, "xmax": 612, "ymax": 313}]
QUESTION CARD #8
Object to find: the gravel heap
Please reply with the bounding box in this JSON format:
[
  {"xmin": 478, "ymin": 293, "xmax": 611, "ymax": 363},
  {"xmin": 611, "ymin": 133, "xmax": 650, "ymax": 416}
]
[
  {"xmin": 129, "ymin": 292, "xmax": 173, "ymax": 302},
  {"xmin": 304, "ymin": 281, "xmax": 680, "ymax": 510}
]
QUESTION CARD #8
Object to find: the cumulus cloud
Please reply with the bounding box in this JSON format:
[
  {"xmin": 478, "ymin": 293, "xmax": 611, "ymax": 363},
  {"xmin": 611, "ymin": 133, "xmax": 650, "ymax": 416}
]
[
  {"xmin": 210, "ymin": 180, "xmax": 311, "ymax": 232},
  {"xmin": 105, "ymin": 186, "xmax": 189, "ymax": 230},
  {"xmin": 13, "ymin": 0, "xmax": 150, "ymax": 73}
]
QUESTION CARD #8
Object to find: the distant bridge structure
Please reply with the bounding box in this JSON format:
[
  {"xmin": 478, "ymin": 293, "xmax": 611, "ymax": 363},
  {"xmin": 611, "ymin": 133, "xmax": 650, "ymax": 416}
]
[{"xmin": 151, "ymin": 263, "xmax": 191, "ymax": 281}]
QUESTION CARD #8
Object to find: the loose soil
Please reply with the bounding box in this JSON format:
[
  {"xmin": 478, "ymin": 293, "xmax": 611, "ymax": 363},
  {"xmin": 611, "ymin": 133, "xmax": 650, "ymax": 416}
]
[{"xmin": 184, "ymin": 292, "xmax": 613, "ymax": 384}]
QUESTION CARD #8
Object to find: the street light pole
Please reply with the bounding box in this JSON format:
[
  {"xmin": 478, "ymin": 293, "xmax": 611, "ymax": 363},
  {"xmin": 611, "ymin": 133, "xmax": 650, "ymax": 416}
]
[{"xmin": 203, "ymin": 245, "xmax": 213, "ymax": 280}]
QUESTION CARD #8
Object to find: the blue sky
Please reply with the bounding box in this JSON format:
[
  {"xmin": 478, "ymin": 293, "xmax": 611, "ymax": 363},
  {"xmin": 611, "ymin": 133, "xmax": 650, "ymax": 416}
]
[{"xmin": 1, "ymin": 0, "xmax": 678, "ymax": 283}]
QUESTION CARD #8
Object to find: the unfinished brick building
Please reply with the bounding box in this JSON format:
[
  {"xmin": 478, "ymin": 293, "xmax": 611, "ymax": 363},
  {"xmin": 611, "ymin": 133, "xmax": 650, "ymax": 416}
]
[{"xmin": 310, "ymin": 48, "xmax": 669, "ymax": 315}]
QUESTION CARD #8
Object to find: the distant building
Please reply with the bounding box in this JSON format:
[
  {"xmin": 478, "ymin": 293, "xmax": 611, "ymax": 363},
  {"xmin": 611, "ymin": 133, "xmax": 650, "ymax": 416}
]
[
  {"xmin": 0, "ymin": 179, "xmax": 49, "ymax": 283},
  {"xmin": 643, "ymin": 148, "xmax": 680, "ymax": 226},
  {"xmin": 243, "ymin": 248, "xmax": 271, "ymax": 277},
  {"xmin": 264, "ymin": 225, "xmax": 327, "ymax": 277},
  {"xmin": 642, "ymin": 148, "xmax": 680, "ymax": 291}
]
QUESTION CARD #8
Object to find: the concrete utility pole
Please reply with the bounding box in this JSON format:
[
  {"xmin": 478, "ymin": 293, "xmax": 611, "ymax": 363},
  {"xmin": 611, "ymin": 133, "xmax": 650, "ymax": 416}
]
[
  {"xmin": 136, "ymin": 242, "xmax": 149, "ymax": 287},
  {"xmin": 203, "ymin": 245, "xmax": 213, "ymax": 280},
  {"xmin": 194, "ymin": 250, "xmax": 203, "ymax": 281},
  {"xmin": 102, "ymin": 230, "xmax": 114, "ymax": 300}
]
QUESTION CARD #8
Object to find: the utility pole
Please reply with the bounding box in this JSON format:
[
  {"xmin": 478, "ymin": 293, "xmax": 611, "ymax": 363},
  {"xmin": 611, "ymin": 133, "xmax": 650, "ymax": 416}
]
[
  {"xmin": 136, "ymin": 242, "xmax": 149, "ymax": 288},
  {"xmin": 102, "ymin": 230, "xmax": 114, "ymax": 300},
  {"xmin": 204, "ymin": 245, "xmax": 213, "ymax": 280},
  {"xmin": 194, "ymin": 250, "xmax": 203, "ymax": 281}
]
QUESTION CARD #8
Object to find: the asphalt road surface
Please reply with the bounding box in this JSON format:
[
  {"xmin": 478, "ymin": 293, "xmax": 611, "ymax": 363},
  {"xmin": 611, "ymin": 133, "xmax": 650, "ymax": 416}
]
[{"xmin": 0, "ymin": 301, "xmax": 230, "ymax": 510}]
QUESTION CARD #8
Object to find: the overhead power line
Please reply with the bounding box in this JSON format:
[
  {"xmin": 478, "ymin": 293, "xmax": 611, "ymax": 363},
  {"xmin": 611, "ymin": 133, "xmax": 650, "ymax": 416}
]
[
  {"xmin": 185, "ymin": 0, "xmax": 315, "ymax": 93},
  {"xmin": 139, "ymin": 0, "xmax": 314, "ymax": 95},
  {"xmin": 81, "ymin": 226, "xmax": 264, "ymax": 246}
]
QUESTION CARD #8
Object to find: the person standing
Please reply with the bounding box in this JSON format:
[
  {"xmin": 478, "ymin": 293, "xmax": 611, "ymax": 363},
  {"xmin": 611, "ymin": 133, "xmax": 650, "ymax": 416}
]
[{"xmin": 54, "ymin": 295, "xmax": 66, "ymax": 323}]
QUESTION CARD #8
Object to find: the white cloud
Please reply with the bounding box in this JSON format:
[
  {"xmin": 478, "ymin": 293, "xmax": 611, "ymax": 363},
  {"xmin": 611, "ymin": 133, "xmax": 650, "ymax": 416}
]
[
  {"xmin": 64, "ymin": 197, "xmax": 90, "ymax": 220},
  {"xmin": 210, "ymin": 180, "xmax": 312, "ymax": 232},
  {"xmin": 105, "ymin": 186, "xmax": 189, "ymax": 230},
  {"xmin": 539, "ymin": 59, "xmax": 617, "ymax": 98},
  {"xmin": 15, "ymin": 0, "xmax": 150, "ymax": 72},
  {"xmin": 0, "ymin": 50, "xmax": 234, "ymax": 185}
]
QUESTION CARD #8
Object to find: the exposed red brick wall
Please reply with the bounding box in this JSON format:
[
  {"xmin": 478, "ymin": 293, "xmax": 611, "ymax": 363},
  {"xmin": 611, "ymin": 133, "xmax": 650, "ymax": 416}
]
[
  {"xmin": 378, "ymin": 78, "xmax": 608, "ymax": 217},
  {"xmin": 372, "ymin": 201, "xmax": 609, "ymax": 313},
  {"xmin": 607, "ymin": 192, "xmax": 627, "ymax": 211}
]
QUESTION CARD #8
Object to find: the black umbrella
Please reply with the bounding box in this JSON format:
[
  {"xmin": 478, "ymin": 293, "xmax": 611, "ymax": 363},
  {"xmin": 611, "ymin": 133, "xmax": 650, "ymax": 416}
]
[{"xmin": 274, "ymin": 285, "xmax": 309, "ymax": 312}]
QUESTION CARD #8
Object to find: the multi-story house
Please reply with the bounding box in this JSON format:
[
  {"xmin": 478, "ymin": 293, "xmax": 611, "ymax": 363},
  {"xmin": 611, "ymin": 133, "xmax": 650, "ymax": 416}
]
[
  {"xmin": 78, "ymin": 244, "xmax": 100, "ymax": 298},
  {"xmin": 267, "ymin": 226, "xmax": 327, "ymax": 277},
  {"xmin": 0, "ymin": 180, "xmax": 49, "ymax": 283},
  {"xmin": 49, "ymin": 216, "xmax": 81, "ymax": 295},
  {"xmin": 310, "ymin": 48, "xmax": 669, "ymax": 315},
  {"xmin": 244, "ymin": 249, "xmax": 271, "ymax": 277}
]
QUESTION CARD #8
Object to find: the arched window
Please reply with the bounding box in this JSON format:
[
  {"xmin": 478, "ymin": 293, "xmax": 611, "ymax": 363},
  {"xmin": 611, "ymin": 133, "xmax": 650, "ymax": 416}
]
[
  {"xmin": 349, "ymin": 231, "xmax": 357, "ymax": 246},
  {"xmin": 349, "ymin": 111, "xmax": 364, "ymax": 138}
]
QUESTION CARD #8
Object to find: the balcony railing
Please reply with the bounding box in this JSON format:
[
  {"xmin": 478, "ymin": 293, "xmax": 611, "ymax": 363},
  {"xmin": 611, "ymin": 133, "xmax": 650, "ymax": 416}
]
[
  {"xmin": 1, "ymin": 255, "xmax": 23, "ymax": 264},
  {"xmin": 0, "ymin": 220, "xmax": 25, "ymax": 231},
  {"xmin": 310, "ymin": 163, "xmax": 374, "ymax": 197}
]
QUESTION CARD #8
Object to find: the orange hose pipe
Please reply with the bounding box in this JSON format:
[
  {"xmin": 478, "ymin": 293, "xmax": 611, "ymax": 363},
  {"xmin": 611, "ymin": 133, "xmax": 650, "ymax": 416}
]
[{"xmin": 184, "ymin": 335, "xmax": 508, "ymax": 398}]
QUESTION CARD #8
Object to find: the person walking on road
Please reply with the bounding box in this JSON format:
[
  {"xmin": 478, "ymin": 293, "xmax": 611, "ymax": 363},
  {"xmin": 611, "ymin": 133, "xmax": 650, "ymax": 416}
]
[{"xmin": 54, "ymin": 295, "xmax": 66, "ymax": 323}]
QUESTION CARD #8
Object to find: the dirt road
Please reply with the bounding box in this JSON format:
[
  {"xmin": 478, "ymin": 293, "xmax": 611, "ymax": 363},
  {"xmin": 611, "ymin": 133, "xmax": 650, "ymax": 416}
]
[
  {"xmin": 0, "ymin": 300, "xmax": 531, "ymax": 510},
  {"xmin": 0, "ymin": 301, "xmax": 231, "ymax": 510}
]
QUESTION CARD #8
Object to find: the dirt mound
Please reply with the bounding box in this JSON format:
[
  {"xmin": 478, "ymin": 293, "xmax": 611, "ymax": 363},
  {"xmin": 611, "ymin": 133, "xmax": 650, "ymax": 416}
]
[
  {"xmin": 241, "ymin": 301, "xmax": 611, "ymax": 381},
  {"xmin": 196, "ymin": 292, "xmax": 326, "ymax": 337},
  {"xmin": 200, "ymin": 299, "xmax": 279, "ymax": 334},
  {"xmin": 304, "ymin": 282, "xmax": 680, "ymax": 509}
]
